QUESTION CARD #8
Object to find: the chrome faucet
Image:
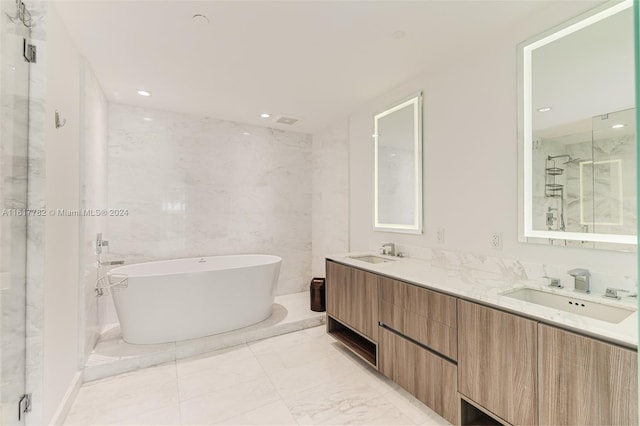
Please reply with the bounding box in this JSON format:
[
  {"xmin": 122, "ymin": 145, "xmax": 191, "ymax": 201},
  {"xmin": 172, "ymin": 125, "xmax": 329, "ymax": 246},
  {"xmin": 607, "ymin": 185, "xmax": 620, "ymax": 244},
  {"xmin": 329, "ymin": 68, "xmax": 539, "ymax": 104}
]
[
  {"xmin": 381, "ymin": 243, "xmax": 395, "ymax": 256},
  {"xmin": 568, "ymin": 268, "xmax": 590, "ymax": 294}
]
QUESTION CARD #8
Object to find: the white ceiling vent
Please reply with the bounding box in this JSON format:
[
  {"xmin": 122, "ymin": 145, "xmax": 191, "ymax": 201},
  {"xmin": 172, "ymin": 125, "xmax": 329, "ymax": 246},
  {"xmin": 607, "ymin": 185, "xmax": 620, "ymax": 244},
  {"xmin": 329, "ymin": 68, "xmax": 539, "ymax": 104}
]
[{"xmin": 275, "ymin": 115, "xmax": 300, "ymax": 126}]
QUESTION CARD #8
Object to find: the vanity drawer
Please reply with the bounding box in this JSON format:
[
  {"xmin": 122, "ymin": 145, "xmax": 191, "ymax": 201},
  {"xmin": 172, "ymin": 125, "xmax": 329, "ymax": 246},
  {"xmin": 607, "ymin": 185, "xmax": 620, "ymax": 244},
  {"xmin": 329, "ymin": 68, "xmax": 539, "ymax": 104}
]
[
  {"xmin": 379, "ymin": 327, "xmax": 458, "ymax": 425},
  {"xmin": 379, "ymin": 276, "xmax": 457, "ymax": 360}
]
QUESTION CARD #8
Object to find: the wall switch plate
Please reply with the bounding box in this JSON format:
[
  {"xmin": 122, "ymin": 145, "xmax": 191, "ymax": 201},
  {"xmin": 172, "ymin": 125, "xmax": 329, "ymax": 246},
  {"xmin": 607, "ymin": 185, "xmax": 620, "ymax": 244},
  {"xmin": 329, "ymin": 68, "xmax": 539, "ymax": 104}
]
[
  {"xmin": 491, "ymin": 232, "xmax": 502, "ymax": 250},
  {"xmin": 436, "ymin": 227, "xmax": 445, "ymax": 244}
]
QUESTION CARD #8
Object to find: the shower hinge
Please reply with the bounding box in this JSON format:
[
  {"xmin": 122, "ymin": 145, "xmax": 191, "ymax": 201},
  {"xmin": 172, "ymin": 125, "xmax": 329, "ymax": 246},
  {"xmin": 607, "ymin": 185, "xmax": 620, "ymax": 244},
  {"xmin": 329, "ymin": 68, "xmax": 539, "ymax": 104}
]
[
  {"xmin": 23, "ymin": 38, "xmax": 36, "ymax": 63},
  {"xmin": 18, "ymin": 393, "xmax": 32, "ymax": 421}
]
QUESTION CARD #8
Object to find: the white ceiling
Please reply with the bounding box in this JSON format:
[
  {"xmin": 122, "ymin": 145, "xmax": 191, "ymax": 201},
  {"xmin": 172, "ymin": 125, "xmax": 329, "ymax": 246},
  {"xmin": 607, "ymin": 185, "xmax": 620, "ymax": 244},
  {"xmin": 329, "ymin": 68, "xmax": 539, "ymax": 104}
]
[{"xmin": 53, "ymin": 0, "xmax": 601, "ymax": 133}]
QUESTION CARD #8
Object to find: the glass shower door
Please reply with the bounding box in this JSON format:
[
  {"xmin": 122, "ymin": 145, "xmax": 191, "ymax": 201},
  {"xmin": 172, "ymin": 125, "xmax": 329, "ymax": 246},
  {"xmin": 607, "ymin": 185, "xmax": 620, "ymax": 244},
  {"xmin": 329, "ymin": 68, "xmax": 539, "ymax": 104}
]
[
  {"xmin": 0, "ymin": 0, "xmax": 31, "ymax": 424},
  {"xmin": 590, "ymin": 108, "xmax": 636, "ymax": 238}
]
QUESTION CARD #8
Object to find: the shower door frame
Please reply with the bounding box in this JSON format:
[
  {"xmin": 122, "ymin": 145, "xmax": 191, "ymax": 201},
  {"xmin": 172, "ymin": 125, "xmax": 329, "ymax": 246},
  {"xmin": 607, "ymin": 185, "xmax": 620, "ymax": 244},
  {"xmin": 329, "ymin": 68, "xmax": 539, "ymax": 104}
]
[{"xmin": 1, "ymin": 0, "xmax": 34, "ymax": 424}]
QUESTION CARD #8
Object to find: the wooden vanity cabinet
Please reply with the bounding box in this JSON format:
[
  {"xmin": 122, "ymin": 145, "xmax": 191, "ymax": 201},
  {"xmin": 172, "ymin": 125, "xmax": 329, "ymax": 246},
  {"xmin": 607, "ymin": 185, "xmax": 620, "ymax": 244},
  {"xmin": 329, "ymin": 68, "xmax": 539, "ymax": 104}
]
[
  {"xmin": 326, "ymin": 259, "xmax": 638, "ymax": 426},
  {"xmin": 379, "ymin": 276, "xmax": 457, "ymax": 360},
  {"xmin": 379, "ymin": 327, "xmax": 458, "ymax": 424},
  {"xmin": 538, "ymin": 324, "xmax": 638, "ymax": 426},
  {"xmin": 458, "ymin": 300, "xmax": 538, "ymax": 426},
  {"xmin": 326, "ymin": 260, "xmax": 378, "ymax": 342}
]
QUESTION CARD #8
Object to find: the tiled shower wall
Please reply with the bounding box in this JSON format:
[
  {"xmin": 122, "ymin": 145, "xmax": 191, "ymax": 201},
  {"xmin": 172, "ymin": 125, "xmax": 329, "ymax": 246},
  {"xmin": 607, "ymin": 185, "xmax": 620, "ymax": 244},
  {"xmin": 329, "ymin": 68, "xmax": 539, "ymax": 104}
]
[
  {"xmin": 532, "ymin": 126, "xmax": 636, "ymax": 242},
  {"xmin": 107, "ymin": 104, "xmax": 312, "ymax": 295}
]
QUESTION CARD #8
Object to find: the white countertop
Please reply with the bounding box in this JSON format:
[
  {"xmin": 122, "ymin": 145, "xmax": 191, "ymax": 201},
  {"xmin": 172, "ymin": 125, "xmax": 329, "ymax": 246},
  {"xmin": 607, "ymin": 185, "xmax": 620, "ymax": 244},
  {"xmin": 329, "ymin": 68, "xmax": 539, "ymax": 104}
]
[{"xmin": 327, "ymin": 253, "xmax": 638, "ymax": 349}]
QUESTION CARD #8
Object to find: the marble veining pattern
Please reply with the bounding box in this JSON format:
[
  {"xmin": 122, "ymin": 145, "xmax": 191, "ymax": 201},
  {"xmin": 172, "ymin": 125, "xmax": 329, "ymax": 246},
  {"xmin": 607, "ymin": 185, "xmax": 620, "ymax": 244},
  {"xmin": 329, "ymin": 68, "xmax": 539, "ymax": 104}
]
[
  {"xmin": 532, "ymin": 121, "xmax": 636, "ymax": 249},
  {"xmin": 64, "ymin": 325, "xmax": 449, "ymax": 426},
  {"xmin": 107, "ymin": 104, "xmax": 312, "ymax": 295},
  {"xmin": 311, "ymin": 119, "xmax": 350, "ymax": 277}
]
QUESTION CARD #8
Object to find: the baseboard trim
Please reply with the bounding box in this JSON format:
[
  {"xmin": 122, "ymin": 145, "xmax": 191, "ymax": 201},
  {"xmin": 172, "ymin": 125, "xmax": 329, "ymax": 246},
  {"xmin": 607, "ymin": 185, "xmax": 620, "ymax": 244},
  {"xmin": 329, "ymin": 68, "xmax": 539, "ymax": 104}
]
[{"xmin": 49, "ymin": 371, "xmax": 82, "ymax": 426}]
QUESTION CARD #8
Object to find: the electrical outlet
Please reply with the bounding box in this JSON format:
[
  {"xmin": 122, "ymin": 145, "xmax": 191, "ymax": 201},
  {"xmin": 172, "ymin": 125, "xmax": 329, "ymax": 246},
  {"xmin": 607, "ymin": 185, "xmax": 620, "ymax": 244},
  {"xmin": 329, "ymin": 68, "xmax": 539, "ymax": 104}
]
[
  {"xmin": 491, "ymin": 232, "xmax": 502, "ymax": 250},
  {"xmin": 436, "ymin": 227, "xmax": 445, "ymax": 244}
]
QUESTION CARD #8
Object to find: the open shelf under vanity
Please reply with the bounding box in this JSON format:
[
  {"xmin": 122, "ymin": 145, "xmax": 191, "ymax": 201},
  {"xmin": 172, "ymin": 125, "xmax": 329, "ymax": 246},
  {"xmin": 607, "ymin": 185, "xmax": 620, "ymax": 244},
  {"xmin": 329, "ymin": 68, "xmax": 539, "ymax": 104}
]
[{"xmin": 327, "ymin": 316, "xmax": 377, "ymax": 367}]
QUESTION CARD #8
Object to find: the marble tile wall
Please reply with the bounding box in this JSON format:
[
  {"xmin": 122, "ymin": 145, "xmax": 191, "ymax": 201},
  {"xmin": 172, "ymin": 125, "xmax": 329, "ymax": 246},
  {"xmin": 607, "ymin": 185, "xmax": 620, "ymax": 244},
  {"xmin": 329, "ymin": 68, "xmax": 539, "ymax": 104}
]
[
  {"xmin": 532, "ymin": 121, "xmax": 636, "ymax": 241},
  {"xmin": 370, "ymin": 242, "xmax": 637, "ymax": 296},
  {"xmin": 311, "ymin": 119, "xmax": 350, "ymax": 277},
  {"xmin": 107, "ymin": 104, "xmax": 312, "ymax": 295}
]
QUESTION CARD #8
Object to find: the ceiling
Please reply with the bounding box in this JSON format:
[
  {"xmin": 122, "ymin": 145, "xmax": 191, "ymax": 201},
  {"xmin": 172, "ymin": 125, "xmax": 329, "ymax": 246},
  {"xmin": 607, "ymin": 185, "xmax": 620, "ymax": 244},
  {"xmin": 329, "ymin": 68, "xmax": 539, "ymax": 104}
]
[{"xmin": 53, "ymin": 0, "xmax": 600, "ymax": 133}]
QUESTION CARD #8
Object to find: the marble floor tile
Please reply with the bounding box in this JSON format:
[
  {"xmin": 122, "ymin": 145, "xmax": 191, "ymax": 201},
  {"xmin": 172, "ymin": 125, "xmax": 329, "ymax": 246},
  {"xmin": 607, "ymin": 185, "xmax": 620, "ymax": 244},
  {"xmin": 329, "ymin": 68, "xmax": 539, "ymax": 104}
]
[
  {"xmin": 253, "ymin": 339, "xmax": 337, "ymax": 374},
  {"xmin": 332, "ymin": 345, "xmax": 400, "ymax": 395},
  {"xmin": 381, "ymin": 387, "xmax": 449, "ymax": 425},
  {"xmin": 173, "ymin": 330, "xmax": 247, "ymax": 360},
  {"xmin": 110, "ymin": 405, "xmax": 181, "ymax": 425},
  {"xmin": 266, "ymin": 350, "xmax": 356, "ymax": 398},
  {"xmin": 247, "ymin": 327, "xmax": 315, "ymax": 354},
  {"xmin": 304, "ymin": 323, "xmax": 329, "ymax": 337},
  {"xmin": 64, "ymin": 363, "xmax": 178, "ymax": 425},
  {"xmin": 319, "ymin": 395, "xmax": 416, "ymax": 425},
  {"xmin": 66, "ymin": 325, "xmax": 450, "ymax": 426},
  {"xmin": 176, "ymin": 344, "xmax": 254, "ymax": 377},
  {"xmin": 281, "ymin": 371, "xmax": 385, "ymax": 425},
  {"xmin": 178, "ymin": 352, "xmax": 266, "ymax": 402},
  {"xmin": 214, "ymin": 400, "xmax": 297, "ymax": 425},
  {"xmin": 179, "ymin": 376, "xmax": 280, "ymax": 425}
]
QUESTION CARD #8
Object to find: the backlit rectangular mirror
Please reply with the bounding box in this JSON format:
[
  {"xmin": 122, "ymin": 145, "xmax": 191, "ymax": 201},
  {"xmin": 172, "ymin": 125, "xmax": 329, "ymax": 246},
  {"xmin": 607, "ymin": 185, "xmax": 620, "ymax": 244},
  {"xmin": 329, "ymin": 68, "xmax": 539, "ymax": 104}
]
[
  {"xmin": 374, "ymin": 92, "xmax": 423, "ymax": 234},
  {"xmin": 518, "ymin": 0, "xmax": 636, "ymax": 250}
]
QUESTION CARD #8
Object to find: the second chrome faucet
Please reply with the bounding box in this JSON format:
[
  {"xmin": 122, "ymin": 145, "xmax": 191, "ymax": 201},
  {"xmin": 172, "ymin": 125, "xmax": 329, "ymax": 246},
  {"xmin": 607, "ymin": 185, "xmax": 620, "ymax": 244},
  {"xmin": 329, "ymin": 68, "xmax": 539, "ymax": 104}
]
[
  {"xmin": 381, "ymin": 243, "xmax": 395, "ymax": 256},
  {"xmin": 568, "ymin": 268, "xmax": 590, "ymax": 294}
]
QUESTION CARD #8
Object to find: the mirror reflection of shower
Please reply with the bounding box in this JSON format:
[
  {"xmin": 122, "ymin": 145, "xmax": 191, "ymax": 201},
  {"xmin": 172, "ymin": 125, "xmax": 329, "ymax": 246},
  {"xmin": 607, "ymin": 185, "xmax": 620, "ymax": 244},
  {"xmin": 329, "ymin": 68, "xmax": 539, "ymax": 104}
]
[
  {"xmin": 544, "ymin": 154, "xmax": 584, "ymax": 232},
  {"xmin": 545, "ymin": 154, "xmax": 577, "ymax": 231},
  {"xmin": 532, "ymin": 107, "xmax": 636, "ymax": 240}
]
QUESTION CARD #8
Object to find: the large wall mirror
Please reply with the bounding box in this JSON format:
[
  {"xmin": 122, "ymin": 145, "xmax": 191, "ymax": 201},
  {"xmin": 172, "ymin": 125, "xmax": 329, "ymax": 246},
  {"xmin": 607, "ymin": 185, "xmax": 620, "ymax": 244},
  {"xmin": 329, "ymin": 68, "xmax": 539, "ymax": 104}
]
[
  {"xmin": 374, "ymin": 92, "xmax": 423, "ymax": 234},
  {"xmin": 518, "ymin": 0, "xmax": 636, "ymax": 251}
]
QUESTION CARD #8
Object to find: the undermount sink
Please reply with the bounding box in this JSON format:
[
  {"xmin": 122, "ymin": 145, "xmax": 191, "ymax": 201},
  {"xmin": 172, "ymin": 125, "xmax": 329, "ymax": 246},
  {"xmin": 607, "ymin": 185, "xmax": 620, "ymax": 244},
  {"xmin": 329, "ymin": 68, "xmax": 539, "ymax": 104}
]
[
  {"xmin": 348, "ymin": 255, "xmax": 395, "ymax": 264},
  {"xmin": 502, "ymin": 288, "xmax": 636, "ymax": 324}
]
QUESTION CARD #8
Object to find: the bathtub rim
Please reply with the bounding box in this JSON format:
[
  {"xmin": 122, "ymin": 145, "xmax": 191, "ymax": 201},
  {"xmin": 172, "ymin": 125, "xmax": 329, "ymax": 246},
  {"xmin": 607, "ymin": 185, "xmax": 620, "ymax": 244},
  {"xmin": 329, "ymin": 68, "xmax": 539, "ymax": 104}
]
[{"xmin": 107, "ymin": 254, "xmax": 282, "ymax": 279}]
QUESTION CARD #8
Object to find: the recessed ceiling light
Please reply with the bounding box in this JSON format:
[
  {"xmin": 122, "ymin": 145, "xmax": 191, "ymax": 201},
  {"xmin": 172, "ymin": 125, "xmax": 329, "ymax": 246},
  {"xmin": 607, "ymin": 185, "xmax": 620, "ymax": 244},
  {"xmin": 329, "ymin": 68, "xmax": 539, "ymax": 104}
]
[
  {"xmin": 611, "ymin": 124, "xmax": 625, "ymax": 129},
  {"xmin": 9, "ymin": 65, "xmax": 15, "ymax": 71},
  {"xmin": 260, "ymin": 113, "xmax": 270, "ymax": 118},
  {"xmin": 143, "ymin": 117, "xmax": 153, "ymax": 122},
  {"xmin": 243, "ymin": 132, "xmax": 250, "ymax": 136},
  {"xmin": 537, "ymin": 107, "xmax": 552, "ymax": 112},
  {"xmin": 137, "ymin": 90, "xmax": 151, "ymax": 97},
  {"xmin": 392, "ymin": 30, "xmax": 406, "ymax": 39},
  {"xmin": 193, "ymin": 14, "xmax": 210, "ymax": 25}
]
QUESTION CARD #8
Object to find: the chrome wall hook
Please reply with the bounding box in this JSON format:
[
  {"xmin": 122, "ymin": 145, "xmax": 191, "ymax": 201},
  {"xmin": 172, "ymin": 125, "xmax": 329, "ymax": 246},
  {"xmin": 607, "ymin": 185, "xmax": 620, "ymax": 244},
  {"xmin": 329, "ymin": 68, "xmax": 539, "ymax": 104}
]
[{"xmin": 55, "ymin": 110, "xmax": 66, "ymax": 128}]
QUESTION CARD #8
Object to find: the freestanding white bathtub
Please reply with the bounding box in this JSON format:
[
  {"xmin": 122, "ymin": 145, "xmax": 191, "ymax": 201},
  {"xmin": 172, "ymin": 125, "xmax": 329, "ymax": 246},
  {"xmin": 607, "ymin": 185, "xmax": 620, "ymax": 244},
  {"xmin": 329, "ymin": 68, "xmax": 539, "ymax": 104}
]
[{"xmin": 107, "ymin": 254, "xmax": 282, "ymax": 344}]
